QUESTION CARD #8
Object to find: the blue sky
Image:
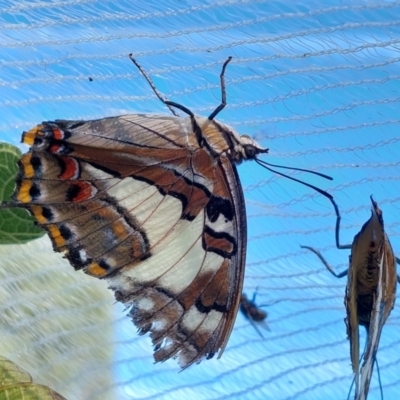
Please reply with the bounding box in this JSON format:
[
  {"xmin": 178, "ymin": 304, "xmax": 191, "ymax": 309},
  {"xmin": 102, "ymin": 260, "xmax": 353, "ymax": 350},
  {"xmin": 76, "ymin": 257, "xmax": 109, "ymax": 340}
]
[{"xmin": 1, "ymin": 1, "xmax": 400, "ymax": 399}]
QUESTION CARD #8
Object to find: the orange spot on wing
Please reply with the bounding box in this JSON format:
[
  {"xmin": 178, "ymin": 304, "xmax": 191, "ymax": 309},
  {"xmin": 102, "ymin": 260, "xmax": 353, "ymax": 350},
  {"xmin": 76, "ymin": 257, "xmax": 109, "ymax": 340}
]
[
  {"xmin": 16, "ymin": 180, "xmax": 33, "ymax": 203},
  {"xmin": 86, "ymin": 262, "xmax": 108, "ymax": 278},
  {"xmin": 72, "ymin": 182, "xmax": 96, "ymax": 202},
  {"xmin": 112, "ymin": 220, "xmax": 128, "ymax": 238},
  {"xmin": 59, "ymin": 156, "xmax": 78, "ymax": 180},
  {"xmin": 21, "ymin": 125, "xmax": 43, "ymax": 145},
  {"xmin": 20, "ymin": 153, "xmax": 34, "ymax": 178},
  {"xmin": 97, "ymin": 207, "xmax": 112, "ymax": 218},
  {"xmin": 49, "ymin": 143, "xmax": 62, "ymax": 154},
  {"xmin": 131, "ymin": 235, "xmax": 147, "ymax": 260},
  {"xmin": 31, "ymin": 205, "xmax": 47, "ymax": 224},
  {"xmin": 48, "ymin": 224, "xmax": 66, "ymax": 247},
  {"xmin": 52, "ymin": 127, "xmax": 64, "ymax": 140}
]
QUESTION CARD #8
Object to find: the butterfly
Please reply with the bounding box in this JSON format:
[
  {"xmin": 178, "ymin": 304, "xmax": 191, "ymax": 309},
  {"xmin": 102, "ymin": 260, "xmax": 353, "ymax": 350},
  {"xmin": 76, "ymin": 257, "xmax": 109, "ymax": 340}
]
[
  {"xmin": 240, "ymin": 291, "xmax": 271, "ymax": 337},
  {"xmin": 2, "ymin": 55, "xmax": 333, "ymax": 369},
  {"xmin": 301, "ymin": 196, "xmax": 399, "ymax": 399}
]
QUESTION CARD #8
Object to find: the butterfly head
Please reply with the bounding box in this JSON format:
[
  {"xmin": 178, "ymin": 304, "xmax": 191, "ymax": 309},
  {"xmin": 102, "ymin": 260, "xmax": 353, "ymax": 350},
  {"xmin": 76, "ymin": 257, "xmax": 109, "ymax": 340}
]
[
  {"xmin": 193, "ymin": 116, "xmax": 269, "ymax": 164},
  {"xmin": 369, "ymin": 195, "xmax": 384, "ymax": 227},
  {"xmin": 239, "ymin": 134, "xmax": 269, "ymax": 161}
]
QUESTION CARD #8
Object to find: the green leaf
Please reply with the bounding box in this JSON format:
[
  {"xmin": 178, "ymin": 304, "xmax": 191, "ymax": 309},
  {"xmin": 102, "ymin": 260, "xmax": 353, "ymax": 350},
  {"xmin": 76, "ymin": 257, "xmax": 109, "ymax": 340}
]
[
  {"xmin": 0, "ymin": 143, "xmax": 44, "ymax": 244},
  {"xmin": 0, "ymin": 356, "xmax": 67, "ymax": 400}
]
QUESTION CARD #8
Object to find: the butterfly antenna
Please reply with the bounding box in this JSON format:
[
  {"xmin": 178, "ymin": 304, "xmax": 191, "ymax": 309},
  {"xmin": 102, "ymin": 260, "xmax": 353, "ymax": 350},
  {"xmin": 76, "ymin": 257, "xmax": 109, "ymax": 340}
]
[
  {"xmin": 255, "ymin": 159, "xmax": 334, "ymax": 204},
  {"xmin": 256, "ymin": 159, "xmax": 333, "ymax": 181}
]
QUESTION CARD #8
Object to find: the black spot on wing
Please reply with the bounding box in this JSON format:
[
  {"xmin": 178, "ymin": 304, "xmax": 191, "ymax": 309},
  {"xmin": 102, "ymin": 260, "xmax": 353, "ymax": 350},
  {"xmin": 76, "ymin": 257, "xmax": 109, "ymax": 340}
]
[
  {"xmin": 98, "ymin": 259, "xmax": 113, "ymax": 272},
  {"xmin": 66, "ymin": 184, "xmax": 81, "ymax": 202},
  {"xmin": 195, "ymin": 298, "xmax": 228, "ymax": 314},
  {"xmin": 59, "ymin": 224, "xmax": 73, "ymax": 241},
  {"xmin": 33, "ymin": 136, "xmax": 44, "ymax": 147},
  {"xmin": 68, "ymin": 246, "xmax": 92, "ymax": 270},
  {"xmin": 30, "ymin": 183, "xmax": 41, "ymax": 200},
  {"xmin": 31, "ymin": 156, "xmax": 42, "ymax": 175},
  {"xmin": 41, "ymin": 206, "xmax": 54, "ymax": 222},
  {"xmin": 206, "ymin": 352, "xmax": 216, "ymax": 360},
  {"xmin": 206, "ymin": 195, "xmax": 233, "ymax": 223}
]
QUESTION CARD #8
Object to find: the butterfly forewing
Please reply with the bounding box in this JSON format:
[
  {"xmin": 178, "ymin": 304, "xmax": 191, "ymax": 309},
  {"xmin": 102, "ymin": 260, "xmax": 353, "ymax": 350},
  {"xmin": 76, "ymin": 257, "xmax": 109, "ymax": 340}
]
[
  {"xmin": 302, "ymin": 196, "xmax": 398, "ymax": 399},
  {"xmin": 345, "ymin": 198, "xmax": 397, "ymax": 399},
  {"xmin": 13, "ymin": 113, "xmax": 265, "ymax": 368}
]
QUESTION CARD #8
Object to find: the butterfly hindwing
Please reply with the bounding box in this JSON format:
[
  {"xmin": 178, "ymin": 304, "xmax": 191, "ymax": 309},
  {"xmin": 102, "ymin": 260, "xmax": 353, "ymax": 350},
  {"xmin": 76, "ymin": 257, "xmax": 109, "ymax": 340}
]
[
  {"xmin": 13, "ymin": 113, "xmax": 266, "ymax": 368},
  {"xmin": 346, "ymin": 198, "xmax": 397, "ymax": 399},
  {"xmin": 301, "ymin": 196, "xmax": 398, "ymax": 399}
]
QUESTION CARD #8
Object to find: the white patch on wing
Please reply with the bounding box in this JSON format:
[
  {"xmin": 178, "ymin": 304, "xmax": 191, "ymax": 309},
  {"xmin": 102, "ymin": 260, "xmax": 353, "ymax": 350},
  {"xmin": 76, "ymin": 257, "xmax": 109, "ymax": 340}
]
[
  {"xmin": 101, "ymin": 227, "xmax": 120, "ymax": 245},
  {"xmin": 106, "ymin": 178, "xmax": 186, "ymax": 249},
  {"xmin": 152, "ymin": 319, "xmax": 167, "ymax": 331},
  {"xmin": 82, "ymin": 162, "xmax": 118, "ymax": 181},
  {"xmin": 140, "ymin": 189, "xmax": 185, "ymax": 247},
  {"xmin": 119, "ymin": 210, "xmax": 205, "ymax": 286},
  {"xmin": 137, "ymin": 297, "xmax": 154, "ymax": 311},
  {"xmin": 181, "ymin": 306, "xmax": 205, "ymax": 332},
  {"xmin": 103, "ymin": 256, "xmax": 117, "ymax": 268},
  {"xmin": 205, "ymin": 212, "xmax": 234, "ymax": 235},
  {"xmin": 78, "ymin": 249, "xmax": 87, "ymax": 263},
  {"xmin": 182, "ymin": 306, "xmax": 222, "ymax": 333},
  {"xmin": 198, "ymin": 309, "xmax": 223, "ymax": 334},
  {"xmin": 158, "ymin": 249, "xmax": 224, "ymax": 293},
  {"xmin": 177, "ymin": 344, "xmax": 198, "ymax": 368}
]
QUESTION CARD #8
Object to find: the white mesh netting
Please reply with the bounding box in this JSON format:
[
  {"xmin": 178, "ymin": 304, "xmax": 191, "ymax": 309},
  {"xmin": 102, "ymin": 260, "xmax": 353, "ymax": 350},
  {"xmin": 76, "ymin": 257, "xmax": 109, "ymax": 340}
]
[{"xmin": 1, "ymin": 1, "xmax": 400, "ymax": 399}]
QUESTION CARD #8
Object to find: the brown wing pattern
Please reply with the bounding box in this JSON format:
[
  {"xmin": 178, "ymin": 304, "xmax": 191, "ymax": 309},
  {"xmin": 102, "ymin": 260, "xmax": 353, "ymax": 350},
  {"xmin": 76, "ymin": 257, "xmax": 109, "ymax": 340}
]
[
  {"xmin": 345, "ymin": 252, "xmax": 360, "ymax": 391},
  {"xmin": 345, "ymin": 198, "xmax": 397, "ymax": 399},
  {"xmin": 301, "ymin": 196, "xmax": 398, "ymax": 399},
  {"xmin": 14, "ymin": 115, "xmax": 248, "ymax": 368}
]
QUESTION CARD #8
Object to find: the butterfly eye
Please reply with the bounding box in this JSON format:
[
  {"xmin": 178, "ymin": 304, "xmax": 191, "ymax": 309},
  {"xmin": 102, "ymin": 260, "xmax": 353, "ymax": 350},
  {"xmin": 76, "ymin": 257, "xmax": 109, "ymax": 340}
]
[{"xmin": 243, "ymin": 144, "xmax": 257, "ymax": 159}]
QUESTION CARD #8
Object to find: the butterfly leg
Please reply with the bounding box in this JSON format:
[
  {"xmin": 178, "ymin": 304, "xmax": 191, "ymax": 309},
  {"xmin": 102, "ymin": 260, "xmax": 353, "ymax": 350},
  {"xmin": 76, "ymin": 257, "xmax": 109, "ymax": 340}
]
[
  {"xmin": 301, "ymin": 197, "xmax": 349, "ymax": 278},
  {"xmin": 207, "ymin": 57, "xmax": 233, "ymax": 120},
  {"xmin": 300, "ymin": 245, "xmax": 348, "ymax": 278},
  {"xmin": 330, "ymin": 196, "xmax": 352, "ymax": 251}
]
